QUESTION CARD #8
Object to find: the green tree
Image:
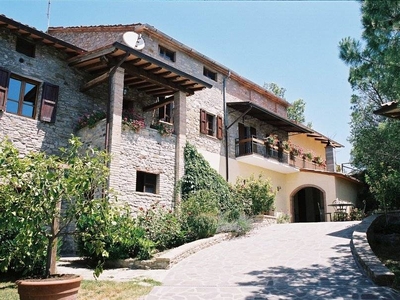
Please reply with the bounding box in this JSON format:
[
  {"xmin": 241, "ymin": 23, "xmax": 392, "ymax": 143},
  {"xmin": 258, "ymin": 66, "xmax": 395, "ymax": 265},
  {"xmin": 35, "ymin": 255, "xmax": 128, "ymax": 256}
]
[
  {"xmin": 264, "ymin": 82, "xmax": 309, "ymax": 126},
  {"xmin": 339, "ymin": 0, "xmax": 400, "ymax": 209},
  {"xmin": 0, "ymin": 136, "xmax": 112, "ymax": 277}
]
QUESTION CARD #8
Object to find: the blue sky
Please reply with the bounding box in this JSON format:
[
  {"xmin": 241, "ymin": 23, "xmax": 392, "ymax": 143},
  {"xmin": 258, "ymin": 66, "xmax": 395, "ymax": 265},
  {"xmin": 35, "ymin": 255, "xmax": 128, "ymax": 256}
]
[{"xmin": 2, "ymin": 0, "xmax": 363, "ymax": 165}]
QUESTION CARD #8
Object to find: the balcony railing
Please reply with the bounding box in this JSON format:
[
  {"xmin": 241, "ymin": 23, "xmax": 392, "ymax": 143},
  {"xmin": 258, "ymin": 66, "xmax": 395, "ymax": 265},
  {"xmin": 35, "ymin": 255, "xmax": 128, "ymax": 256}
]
[{"xmin": 235, "ymin": 137, "xmax": 326, "ymax": 171}]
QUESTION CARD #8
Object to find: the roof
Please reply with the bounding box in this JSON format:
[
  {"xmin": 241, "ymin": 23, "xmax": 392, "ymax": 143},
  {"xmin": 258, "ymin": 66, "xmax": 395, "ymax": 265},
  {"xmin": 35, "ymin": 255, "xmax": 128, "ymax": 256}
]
[
  {"xmin": 49, "ymin": 23, "xmax": 291, "ymax": 107},
  {"xmin": 0, "ymin": 15, "xmax": 84, "ymax": 57},
  {"xmin": 227, "ymin": 101, "xmax": 312, "ymax": 133},
  {"xmin": 304, "ymin": 129, "xmax": 343, "ymax": 148},
  {"xmin": 68, "ymin": 42, "xmax": 211, "ymax": 96},
  {"xmin": 373, "ymin": 101, "xmax": 400, "ymax": 119}
]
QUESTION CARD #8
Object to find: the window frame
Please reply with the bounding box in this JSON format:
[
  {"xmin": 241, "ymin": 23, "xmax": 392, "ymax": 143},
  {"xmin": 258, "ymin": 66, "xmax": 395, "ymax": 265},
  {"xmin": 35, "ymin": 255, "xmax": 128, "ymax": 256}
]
[
  {"xmin": 16, "ymin": 37, "xmax": 36, "ymax": 58},
  {"xmin": 7, "ymin": 74, "xmax": 39, "ymax": 119},
  {"xmin": 159, "ymin": 45, "xmax": 176, "ymax": 62},
  {"xmin": 203, "ymin": 67, "xmax": 217, "ymax": 81},
  {"xmin": 136, "ymin": 171, "xmax": 159, "ymax": 194},
  {"xmin": 200, "ymin": 109, "xmax": 223, "ymax": 140}
]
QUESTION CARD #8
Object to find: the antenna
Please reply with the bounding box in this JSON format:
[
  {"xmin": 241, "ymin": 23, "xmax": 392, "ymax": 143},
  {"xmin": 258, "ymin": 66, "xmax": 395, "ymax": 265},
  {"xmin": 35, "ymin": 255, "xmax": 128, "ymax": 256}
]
[
  {"xmin": 122, "ymin": 32, "xmax": 145, "ymax": 50},
  {"xmin": 47, "ymin": 0, "xmax": 51, "ymax": 31}
]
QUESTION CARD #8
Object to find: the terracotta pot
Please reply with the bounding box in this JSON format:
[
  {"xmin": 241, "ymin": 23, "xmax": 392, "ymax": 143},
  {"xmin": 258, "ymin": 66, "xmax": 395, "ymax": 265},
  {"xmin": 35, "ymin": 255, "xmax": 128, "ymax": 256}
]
[{"xmin": 17, "ymin": 274, "xmax": 82, "ymax": 300}]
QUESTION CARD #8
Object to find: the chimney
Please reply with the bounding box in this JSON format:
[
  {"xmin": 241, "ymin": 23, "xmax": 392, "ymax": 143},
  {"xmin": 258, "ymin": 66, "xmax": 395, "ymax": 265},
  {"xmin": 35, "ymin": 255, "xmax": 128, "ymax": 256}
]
[{"xmin": 325, "ymin": 141, "xmax": 335, "ymax": 172}]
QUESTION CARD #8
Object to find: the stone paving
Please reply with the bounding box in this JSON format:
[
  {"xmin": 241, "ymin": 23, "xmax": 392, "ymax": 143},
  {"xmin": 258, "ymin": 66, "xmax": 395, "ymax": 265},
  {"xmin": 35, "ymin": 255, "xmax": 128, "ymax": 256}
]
[{"xmin": 144, "ymin": 221, "xmax": 400, "ymax": 300}]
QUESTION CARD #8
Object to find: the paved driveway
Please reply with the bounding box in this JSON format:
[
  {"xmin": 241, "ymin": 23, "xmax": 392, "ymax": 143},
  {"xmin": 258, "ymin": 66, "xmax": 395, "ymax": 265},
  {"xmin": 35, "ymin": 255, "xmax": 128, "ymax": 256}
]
[{"xmin": 145, "ymin": 221, "xmax": 399, "ymax": 299}]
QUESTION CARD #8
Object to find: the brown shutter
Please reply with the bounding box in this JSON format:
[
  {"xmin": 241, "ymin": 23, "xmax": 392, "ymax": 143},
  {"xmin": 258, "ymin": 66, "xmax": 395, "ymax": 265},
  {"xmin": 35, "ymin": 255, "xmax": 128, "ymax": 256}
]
[
  {"xmin": 40, "ymin": 82, "xmax": 59, "ymax": 123},
  {"xmin": 0, "ymin": 67, "xmax": 10, "ymax": 111},
  {"xmin": 200, "ymin": 109, "xmax": 207, "ymax": 134},
  {"xmin": 216, "ymin": 115, "xmax": 223, "ymax": 140}
]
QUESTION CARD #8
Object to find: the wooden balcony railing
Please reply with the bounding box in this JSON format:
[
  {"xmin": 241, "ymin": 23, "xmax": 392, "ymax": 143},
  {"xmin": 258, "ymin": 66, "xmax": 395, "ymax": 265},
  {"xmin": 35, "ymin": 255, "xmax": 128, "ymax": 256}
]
[{"xmin": 235, "ymin": 137, "xmax": 326, "ymax": 171}]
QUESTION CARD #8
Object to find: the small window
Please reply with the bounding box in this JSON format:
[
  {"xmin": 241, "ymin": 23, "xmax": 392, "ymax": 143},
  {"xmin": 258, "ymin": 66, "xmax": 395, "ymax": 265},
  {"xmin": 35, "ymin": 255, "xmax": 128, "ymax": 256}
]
[
  {"xmin": 203, "ymin": 67, "xmax": 217, "ymax": 81},
  {"xmin": 16, "ymin": 37, "xmax": 36, "ymax": 58},
  {"xmin": 159, "ymin": 102, "xmax": 173, "ymax": 123},
  {"xmin": 200, "ymin": 109, "xmax": 223, "ymax": 139},
  {"xmin": 0, "ymin": 67, "xmax": 59, "ymax": 122},
  {"xmin": 136, "ymin": 171, "xmax": 158, "ymax": 194},
  {"xmin": 7, "ymin": 76, "xmax": 38, "ymax": 118},
  {"xmin": 159, "ymin": 45, "xmax": 175, "ymax": 62}
]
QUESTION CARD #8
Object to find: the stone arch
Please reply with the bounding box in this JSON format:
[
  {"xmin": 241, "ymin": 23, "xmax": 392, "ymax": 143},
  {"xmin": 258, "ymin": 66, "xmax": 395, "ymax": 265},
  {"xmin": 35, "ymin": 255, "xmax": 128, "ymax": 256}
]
[{"xmin": 290, "ymin": 185, "xmax": 327, "ymax": 223}]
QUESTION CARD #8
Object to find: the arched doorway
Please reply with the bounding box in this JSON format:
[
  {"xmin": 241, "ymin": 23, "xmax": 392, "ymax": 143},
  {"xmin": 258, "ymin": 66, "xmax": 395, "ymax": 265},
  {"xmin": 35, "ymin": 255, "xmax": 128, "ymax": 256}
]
[{"xmin": 292, "ymin": 187, "xmax": 324, "ymax": 222}]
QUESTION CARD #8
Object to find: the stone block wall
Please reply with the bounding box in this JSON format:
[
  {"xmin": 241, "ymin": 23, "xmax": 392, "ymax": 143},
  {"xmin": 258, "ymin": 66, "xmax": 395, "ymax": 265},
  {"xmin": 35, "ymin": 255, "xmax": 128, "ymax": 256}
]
[{"xmin": 0, "ymin": 29, "xmax": 107, "ymax": 155}]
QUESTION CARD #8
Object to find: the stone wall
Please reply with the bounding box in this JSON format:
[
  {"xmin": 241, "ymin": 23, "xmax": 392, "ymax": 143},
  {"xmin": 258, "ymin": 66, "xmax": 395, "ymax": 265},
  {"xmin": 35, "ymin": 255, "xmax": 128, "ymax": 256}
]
[{"xmin": 0, "ymin": 28, "xmax": 107, "ymax": 155}]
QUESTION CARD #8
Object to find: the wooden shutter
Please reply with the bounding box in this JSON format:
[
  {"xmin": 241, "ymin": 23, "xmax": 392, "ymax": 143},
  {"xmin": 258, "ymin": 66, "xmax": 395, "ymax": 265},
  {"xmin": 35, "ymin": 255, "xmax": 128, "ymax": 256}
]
[
  {"xmin": 216, "ymin": 115, "xmax": 223, "ymax": 140},
  {"xmin": 40, "ymin": 83, "xmax": 59, "ymax": 123},
  {"xmin": 200, "ymin": 109, "xmax": 207, "ymax": 134},
  {"xmin": 0, "ymin": 67, "xmax": 10, "ymax": 111}
]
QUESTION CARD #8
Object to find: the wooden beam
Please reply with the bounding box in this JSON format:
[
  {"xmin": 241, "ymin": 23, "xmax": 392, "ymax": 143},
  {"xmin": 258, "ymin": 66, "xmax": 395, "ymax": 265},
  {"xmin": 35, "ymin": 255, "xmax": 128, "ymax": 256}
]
[
  {"xmin": 80, "ymin": 71, "xmax": 110, "ymax": 92},
  {"xmin": 143, "ymin": 96, "xmax": 174, "ymax": 111}
]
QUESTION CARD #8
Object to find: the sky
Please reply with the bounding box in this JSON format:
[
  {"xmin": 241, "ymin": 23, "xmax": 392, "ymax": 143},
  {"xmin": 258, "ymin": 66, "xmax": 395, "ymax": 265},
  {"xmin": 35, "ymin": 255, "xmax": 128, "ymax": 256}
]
[{"xmin": 2, "ymin": 0, "xmax": 364, "ymax": 165}]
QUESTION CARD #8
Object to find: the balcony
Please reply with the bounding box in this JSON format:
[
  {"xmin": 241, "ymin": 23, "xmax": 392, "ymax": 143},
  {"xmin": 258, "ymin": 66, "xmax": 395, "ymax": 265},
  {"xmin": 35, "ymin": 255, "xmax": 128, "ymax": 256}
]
[{"xmin": 235, "ymin": 137, "xmax": 326, "ymax": 174}]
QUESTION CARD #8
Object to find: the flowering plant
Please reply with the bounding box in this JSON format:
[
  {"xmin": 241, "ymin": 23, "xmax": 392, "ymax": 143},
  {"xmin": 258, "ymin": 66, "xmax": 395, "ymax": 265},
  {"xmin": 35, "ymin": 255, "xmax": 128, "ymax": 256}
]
[
  {"xmin": 151, "ymin": 120, "xmax": 174, "ymax": 136},
  {"xmin": 76, "ymin": 110, "xmax": 106, "ymax": 130},
  {"xmin": 303, "ymin": 150, "xmax": 314, "ymax": 161},
  {"xmin": 122, "ymin": 109, "xmax": 146, "ymax": 132},
  {"xmin": 265, "ymin": 134, "xmax": 278, "ymax": 146},
  {"xmin": 290, "ymin": 144, "xmax": 303, "ymax": 156}
]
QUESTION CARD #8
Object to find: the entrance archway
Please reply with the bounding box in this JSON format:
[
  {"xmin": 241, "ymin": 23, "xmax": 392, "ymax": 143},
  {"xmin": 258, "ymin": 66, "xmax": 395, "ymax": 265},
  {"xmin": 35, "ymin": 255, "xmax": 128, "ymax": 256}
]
[{"xmin": 292, "ymin": 187, "xmax": 325, "ymax": 222}]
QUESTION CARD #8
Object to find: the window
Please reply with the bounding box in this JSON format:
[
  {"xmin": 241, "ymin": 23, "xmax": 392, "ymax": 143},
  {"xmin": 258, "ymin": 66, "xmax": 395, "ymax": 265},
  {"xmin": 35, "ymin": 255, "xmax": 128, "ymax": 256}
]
[
  {"xmin": 200, "ymin": 109, "xmax": 223, "ymax": 139},
  {"xmin": 203, "ymin": 67, "xmax": 217, "ymax": 81},
  {"xmin": 0, "ymin": 67, "xmax": 59, "ymax": 122},
  {"xmin": 136, "ymin": 171, "xmax": 158, "ymax": 194},
  {"xmin": 159, "ymin": 45, "xmax": 175, "ymax": 62},
  {"xmin": 158, "ymin": 97, "xmax": 174, "ymax": 123},
  {"xmin": 16, "ymin": 37, "xmax": 36, "ymax": 58}
]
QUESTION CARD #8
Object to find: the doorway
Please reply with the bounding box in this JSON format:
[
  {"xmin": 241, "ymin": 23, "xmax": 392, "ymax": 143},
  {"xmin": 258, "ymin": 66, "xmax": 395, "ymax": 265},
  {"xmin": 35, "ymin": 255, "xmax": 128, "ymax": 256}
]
[{"xmin": 293, "ymin": 187, "xmax": 324, "ymax": 222}]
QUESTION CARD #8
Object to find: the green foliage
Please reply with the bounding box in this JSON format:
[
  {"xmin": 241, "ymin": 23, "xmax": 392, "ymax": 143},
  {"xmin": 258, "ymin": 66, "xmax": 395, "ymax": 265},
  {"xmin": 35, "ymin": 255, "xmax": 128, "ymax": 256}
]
[
  {"xmin": 76, "ymin": 204, "xmax": 155, "ymax": 264},
  {"xmin": 180, "ymin": 142, "xmax": 234, "ymax": 214},
  {"xmin": 180, "ymin": 190, "xmax": 220, "ymax": 241},
  {"xmin": 263, "ymin": 82, "xmax": 286, "ymax": 98},
  {"xmin": 217, "ymin": 214, "xmax": 253, "ymax": 237},
  {"xmin": 0, "ymin": 136, "xmax": 111, "ymax": 278},
  {"xmin": 287, "ymin": 99, "xmax": 306, "ymax": 124},
  {"xmin": 277, "ymin": 213, "xmax": 291, "ymax": 224},
  {"xmin": 136, "ymin": 202, "xmax": 185, "ymax": 251},
  {"xmin": 233, "ymin": 174, "xmax": 276, "ymax": 216},
  {"xmin": 339, "ymin": 1, "xmax": 400, "ymax": 211}
]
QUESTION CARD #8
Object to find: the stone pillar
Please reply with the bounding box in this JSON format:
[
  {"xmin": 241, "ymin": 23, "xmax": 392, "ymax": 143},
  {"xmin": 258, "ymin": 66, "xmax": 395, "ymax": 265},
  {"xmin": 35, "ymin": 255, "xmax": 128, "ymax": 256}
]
[
  {"xmin": 325, "ymin": 142, "xmax": 335, "ymax": 172},
  {"xmin": 107, "ymin": 67, "xmax": 124, "ymax": 190},
  {"xmin": 174, "ymin": 91, "xmax": 186, "ymax": 205}
]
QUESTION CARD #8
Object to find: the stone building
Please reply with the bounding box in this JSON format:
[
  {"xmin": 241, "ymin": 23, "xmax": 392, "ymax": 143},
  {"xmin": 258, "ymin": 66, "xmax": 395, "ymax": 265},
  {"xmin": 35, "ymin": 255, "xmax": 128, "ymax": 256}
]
[{"xmin": 0, "ymin": 15, "xmax": 360, "ymax": 223}]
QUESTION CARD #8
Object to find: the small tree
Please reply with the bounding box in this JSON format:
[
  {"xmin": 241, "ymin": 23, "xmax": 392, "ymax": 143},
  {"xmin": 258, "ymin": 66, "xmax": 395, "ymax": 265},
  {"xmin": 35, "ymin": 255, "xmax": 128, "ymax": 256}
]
[
  {"xmin": 233, "ymin": 174, "xmax": 276, "ymax": 216},
  {"xmin": 0, "ymin": 136, "xmax": 111, "ymax": 278}
]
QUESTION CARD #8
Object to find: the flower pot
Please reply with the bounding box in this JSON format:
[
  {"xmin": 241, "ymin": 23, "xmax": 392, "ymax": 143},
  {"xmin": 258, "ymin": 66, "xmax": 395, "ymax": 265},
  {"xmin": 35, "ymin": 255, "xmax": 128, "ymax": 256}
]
[{"xmin": 17, "ymin": 274, "xmax": 82, "ymax": 300}]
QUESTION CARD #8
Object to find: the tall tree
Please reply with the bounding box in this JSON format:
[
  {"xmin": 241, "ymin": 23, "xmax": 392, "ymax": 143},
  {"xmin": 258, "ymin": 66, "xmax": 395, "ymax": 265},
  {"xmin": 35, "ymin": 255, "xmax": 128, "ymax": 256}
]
[
  {"xmin": 339, "ymin": 0, "xmax": 400, "ymax": 209},
  {"xmin": 264, "ymin": 82, "xmax": 310, "ymax": 126}
]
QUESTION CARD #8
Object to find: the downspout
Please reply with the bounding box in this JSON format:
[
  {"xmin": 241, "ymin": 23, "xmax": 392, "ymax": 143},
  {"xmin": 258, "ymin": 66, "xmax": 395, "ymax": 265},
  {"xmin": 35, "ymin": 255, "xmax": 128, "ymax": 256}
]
[{"xmin": 223, "ymin": 71, "xmax": 231, "ymax": 181}]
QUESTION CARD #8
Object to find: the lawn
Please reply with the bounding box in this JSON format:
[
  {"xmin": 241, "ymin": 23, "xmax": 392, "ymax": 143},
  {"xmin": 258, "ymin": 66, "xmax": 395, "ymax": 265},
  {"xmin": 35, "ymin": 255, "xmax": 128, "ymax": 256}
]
[{"xmin": 0, "ymin": 276, "xmax": 160, "ymax": 300}]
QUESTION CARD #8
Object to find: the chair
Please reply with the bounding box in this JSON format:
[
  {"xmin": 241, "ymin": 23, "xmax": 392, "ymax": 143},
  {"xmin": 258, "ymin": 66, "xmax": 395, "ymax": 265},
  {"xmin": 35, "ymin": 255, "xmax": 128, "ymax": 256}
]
[{"xmin": 318, "ymin": 202, "xmax": 331, "ymax": 222}]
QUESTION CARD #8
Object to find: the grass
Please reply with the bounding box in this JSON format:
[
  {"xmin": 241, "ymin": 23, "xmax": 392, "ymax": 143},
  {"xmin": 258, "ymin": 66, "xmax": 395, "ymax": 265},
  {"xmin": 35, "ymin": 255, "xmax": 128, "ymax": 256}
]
[{"xmin": 0, "ymin": 276, "xmax": 160, "ymax": 300}]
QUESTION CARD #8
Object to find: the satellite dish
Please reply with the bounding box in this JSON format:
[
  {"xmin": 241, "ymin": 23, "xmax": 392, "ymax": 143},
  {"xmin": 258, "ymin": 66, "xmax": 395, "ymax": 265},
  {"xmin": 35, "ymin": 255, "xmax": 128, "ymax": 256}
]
[{"xmin": 123, "ymin": 31, "xmax": 145, "ymax": 50}]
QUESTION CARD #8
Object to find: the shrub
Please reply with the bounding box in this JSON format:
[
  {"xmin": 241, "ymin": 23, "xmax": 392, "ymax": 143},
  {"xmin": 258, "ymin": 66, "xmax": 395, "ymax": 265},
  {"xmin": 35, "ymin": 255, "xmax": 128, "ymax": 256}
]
[
  {"xmin": 233, "ymin": 174, "xmax": 276, "ymax": 216},
  {"xmin": 180, "ymin": 190, "xmax": 220, "ymax": 241},
  {"xmin": 76, "ymin": 204, "xmax": 155, "ymax": 263},
  {"xmin": 217, "ymin": 213, "xmax": 253, "ymax": 237},
  {"xmin": 76, "ymin": 110, "xmax": 106, "ymax": 130},
  {"xmin": 136, "ymin": 203, "xmax": 185, "ymax": 251}
]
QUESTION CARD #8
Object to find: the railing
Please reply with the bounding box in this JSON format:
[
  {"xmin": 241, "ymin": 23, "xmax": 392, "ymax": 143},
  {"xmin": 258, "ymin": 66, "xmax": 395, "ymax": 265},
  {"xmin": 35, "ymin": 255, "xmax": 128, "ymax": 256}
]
[{"xmin": 235, "ymin": 136, "xmax": 326, "ymax": 171}]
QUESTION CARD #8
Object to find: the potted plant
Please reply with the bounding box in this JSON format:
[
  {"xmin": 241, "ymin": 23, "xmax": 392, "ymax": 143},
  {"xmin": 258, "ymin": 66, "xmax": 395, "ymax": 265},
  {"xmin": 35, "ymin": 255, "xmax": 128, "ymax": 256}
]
[{"xmin": 0, "ymin": 136, "xmax": 111, "ymax": 299}]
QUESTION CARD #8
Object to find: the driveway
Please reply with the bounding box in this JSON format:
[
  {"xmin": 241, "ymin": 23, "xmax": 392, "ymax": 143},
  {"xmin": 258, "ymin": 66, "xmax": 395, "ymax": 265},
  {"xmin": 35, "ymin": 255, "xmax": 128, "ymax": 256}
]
[{"xmin": 145, "ymin": 221, "xmax": 399, "ymax": 299}]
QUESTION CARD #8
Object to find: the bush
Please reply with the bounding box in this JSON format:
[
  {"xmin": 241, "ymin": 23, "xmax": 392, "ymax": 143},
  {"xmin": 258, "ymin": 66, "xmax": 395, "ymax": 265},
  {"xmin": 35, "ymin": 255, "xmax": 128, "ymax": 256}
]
[
  {"xmin": 233, "ymin": 174, "xmax": 276, "ymax": 216},
  {"xmin": 136, "ymin": 203, "xmax": 186, "ymax": 252},
  {"xmin": 180, "ymin": 190, "xmax": 220, "ymax": 241},
  {"xmin": 76, "ymin": 205, "xmax": 155, "ymax": 262},
  {"xmin": 217, "ymin": 213, "xmax": 253, "ymax": 237}
]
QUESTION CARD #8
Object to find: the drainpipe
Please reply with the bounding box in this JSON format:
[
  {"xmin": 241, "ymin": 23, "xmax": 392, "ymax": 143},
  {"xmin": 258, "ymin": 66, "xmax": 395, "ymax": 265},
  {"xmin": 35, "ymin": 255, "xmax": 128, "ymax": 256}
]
[{"xmin": 223, "ymin": 71, "xmax": 231, "ymax": 181}]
